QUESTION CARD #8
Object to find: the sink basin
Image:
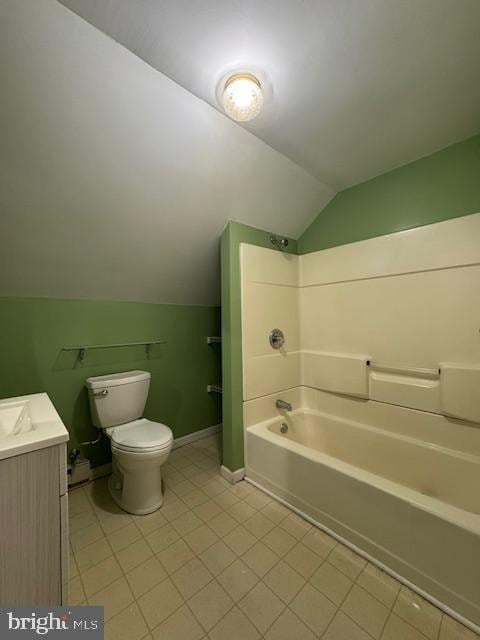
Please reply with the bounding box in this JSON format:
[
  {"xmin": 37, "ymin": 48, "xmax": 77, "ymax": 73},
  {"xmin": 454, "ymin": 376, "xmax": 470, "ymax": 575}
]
[
  {"xmin": 0, "ymin": 393, "xmax": 69, "ymax": 460},
  {"xmin": 0, "ymin": 401, "xmax": 33, "ymax": 439}
]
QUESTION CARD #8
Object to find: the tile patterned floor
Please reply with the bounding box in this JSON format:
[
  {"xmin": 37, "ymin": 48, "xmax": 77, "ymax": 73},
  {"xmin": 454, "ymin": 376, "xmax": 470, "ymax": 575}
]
[{"xmin": 69, "ymin": 434, "xmax": 479, "ymax": 640}]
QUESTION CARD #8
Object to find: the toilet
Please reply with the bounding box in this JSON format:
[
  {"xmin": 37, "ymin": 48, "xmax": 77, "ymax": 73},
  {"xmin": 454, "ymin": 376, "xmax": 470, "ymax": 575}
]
[{"xmin": 86, "ymin": 370, "xmax": 173, "ymax": 515}]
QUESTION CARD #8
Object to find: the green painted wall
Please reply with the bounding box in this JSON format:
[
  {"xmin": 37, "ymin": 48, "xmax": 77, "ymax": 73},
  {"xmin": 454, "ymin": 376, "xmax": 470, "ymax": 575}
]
[
  {"xmin": 0, "ymin": 298, "xmax": 221, "ymax": 467},
  {"xmin": 221, "ymin": 222, "xmax": 297, "ymax": 471},
  {"xmin": 299, "ymin": 134, "xmax": 480, "ymax": 254},
  {"xmin": 221, "ymin": 135, "xmax": 480, "ymax": 471}
]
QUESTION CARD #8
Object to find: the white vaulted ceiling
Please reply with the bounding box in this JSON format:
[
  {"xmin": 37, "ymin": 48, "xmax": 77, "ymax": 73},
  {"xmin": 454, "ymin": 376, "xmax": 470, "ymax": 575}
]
[
  {"xmin": 1, "ymin": 0, "xmax": 479, "ymax": 305},
  {"xmin": 58, "ymin": 0, "xmax": 480, "ymax": 189},
  {"xmin": 0, "ymin": 0, "xmax": 333, "ymax": 306}
]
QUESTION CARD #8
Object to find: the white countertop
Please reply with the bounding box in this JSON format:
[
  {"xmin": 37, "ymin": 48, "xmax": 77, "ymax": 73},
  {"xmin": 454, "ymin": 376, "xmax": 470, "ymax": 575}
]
[{"xmin": 0, "ymin": 392, "xmax": 69, "ymax": 460}]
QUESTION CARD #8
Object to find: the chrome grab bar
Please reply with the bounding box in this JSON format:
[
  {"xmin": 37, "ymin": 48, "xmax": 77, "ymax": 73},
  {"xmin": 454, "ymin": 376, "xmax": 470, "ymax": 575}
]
[{"xmin": 367, "ymin": 361, "xmax": 440, "ymax": 379}]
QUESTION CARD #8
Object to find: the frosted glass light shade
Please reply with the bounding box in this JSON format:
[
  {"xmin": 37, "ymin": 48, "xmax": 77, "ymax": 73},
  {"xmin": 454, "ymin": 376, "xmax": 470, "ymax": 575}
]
[{"xmin": 222, "ymin": 73, "xmax": 264, "ymax": 122}]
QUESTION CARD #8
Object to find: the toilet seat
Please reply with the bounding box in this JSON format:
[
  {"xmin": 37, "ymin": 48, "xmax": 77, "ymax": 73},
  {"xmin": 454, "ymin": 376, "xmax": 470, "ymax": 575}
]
[{"xmin": 108, "ymin": 418, "xmax": 173, "ymax": 453}]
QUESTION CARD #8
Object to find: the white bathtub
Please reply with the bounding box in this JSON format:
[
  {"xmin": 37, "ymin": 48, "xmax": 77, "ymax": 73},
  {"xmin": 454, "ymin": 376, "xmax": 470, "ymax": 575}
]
[{"xmin": 245, "ymin": 393, "xmax": 480, "ymax": 629}]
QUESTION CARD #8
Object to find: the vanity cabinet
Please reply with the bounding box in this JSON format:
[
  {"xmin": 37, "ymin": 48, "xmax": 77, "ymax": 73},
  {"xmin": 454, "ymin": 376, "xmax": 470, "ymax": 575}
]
[{"xmin": 0, "ymin": 443, "xmax": 68, "ymax": 605}]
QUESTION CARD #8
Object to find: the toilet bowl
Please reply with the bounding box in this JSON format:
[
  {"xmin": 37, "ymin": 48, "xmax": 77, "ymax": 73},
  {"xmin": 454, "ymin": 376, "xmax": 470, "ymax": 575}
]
[{"xmin": 86, "ymin": 371, "xmax": 173, "ymax": 515}]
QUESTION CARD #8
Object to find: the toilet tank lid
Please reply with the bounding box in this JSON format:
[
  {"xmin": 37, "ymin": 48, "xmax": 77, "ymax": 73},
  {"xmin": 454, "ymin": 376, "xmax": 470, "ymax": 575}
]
[{"xmin": 86, "ymin": 370, "xmax": 150, "ymax": 389}]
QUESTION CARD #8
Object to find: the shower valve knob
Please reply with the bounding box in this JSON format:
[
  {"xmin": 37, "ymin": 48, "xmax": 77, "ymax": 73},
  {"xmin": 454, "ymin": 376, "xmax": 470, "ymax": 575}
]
[{"xmin": 269, "ymin": 328, "xmax": 285, "ymax": 349}]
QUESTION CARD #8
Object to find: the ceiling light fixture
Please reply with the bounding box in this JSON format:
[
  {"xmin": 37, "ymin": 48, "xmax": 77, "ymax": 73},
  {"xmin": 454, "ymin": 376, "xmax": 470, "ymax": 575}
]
[{"xmin": 222, "ymin": 73, "xmax": 264, "ymax": 122}]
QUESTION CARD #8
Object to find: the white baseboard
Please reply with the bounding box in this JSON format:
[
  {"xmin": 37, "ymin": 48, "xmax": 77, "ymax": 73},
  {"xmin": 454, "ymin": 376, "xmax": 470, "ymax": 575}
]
[
  {"xmin": 172, "ymin": 424, "xmax": 222, "ymax": 450},
  {"xmin": 221, "ymin": 465, "xmax": 245, "ymax": 484}
]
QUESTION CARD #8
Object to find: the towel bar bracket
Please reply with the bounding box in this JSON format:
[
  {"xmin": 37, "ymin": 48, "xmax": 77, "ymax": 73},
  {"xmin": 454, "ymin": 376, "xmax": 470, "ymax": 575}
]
[{"xmin": 63, "ymin": 340, "xmax": 167, "ymax": 364}]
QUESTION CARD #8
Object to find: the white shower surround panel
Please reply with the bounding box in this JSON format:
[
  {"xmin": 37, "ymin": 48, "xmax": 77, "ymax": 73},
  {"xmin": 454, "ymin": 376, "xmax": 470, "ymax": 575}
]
[
  {"xmin": 240, "ymin": 211, "xmax": 480, "ymax": 421},
  {"xmin": 240, "ymin": 213, "xmax": 480, "ymax": 629}
]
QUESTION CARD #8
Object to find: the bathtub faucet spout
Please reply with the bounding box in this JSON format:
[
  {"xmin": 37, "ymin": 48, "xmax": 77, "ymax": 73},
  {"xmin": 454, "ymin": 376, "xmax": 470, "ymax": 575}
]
[{"xmin": 276, "ymin": 399, "xmax": 292, "ymax": 411}]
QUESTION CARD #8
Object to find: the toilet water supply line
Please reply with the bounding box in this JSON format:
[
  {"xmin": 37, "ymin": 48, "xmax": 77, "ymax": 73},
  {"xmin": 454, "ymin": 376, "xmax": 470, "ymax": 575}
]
[
  {"xmin": 79, "ymin": 387, "xmax": 108, "ymax": 446},
  {"xmin": 69, "ymin": 428, "xmax": 102, "ymax": 468},
  {"xmin": 79, "ymin": 429, "xmax": 102, "ymax": 446}
]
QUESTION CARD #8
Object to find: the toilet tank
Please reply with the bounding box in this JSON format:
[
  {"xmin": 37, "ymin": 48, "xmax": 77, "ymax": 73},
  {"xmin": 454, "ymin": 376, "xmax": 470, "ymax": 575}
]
[{"xmin": 86, "ymin": 371, "xmax": 150, "ymax": 428}]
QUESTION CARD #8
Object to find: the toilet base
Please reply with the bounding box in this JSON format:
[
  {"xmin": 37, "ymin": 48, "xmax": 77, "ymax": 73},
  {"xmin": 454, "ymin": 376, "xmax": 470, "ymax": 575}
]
[
  {"xmin": 108, "ymin": 474, "xmax": 164, "ymax": 515},
  {"xmin": 109, "ymin": 445, "xmax": 171, "ymax": 515}
]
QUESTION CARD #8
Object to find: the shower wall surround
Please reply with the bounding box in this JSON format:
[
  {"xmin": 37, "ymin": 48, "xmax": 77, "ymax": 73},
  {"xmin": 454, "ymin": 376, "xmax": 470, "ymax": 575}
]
[
  {"xmin": 241, "ymin": 211, "xmax": 480, "ymax": 422},
  {"xmin": 241, "ymin": 247, "xmax": 299, "ymax": 400},
  {"xmin": 240, "ymin": 212, "xmax": 480, "ymax": 628},
  {"xmin": 221, "ymin": 222, "xmax": 298, "ymax": 473}
]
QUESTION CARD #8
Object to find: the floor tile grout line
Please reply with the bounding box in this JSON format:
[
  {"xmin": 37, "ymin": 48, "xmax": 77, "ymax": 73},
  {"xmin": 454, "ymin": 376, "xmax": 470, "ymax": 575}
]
[
  {"xmin": 237, "ymin": 480, "xmax": 464, "ymax": 640},
  {"xmin": 78, "ymin": 483, "xmax": 157, "ymax": 632},
  {"xmin": 205, "ymin": 511, "xmax": 328, "ymax": 638},
  {"xmin": 340, "ymin": 606, "xmax": 383, "ymax": 640},
  {"xmin": 74, "ymin": 487, "xmax": 114, "ymax": 598},
  {"xmin": 69, "ymin": 436, "xmax": 476, "ymax": 639},
  {"xmin": 204, "ymin": 545, "xmax": 289, "ymax": 637},
  {"xmin": 317, "ymin": 547, "xmax": 361, "ymax": 639},
  {"xmin": 175, "ymin": 491, "xmax": 325, "ymax": 634},
  {"xmin": 351, "ymin": 579, "xmax": 397, "ymax": 618},
  {"xmin": 387, "ymin": 608, "xmax": 436, "ymax": 640},
  {"xmin": 74, "ymin": 463, "xmax": 262, "ymax": 629},
  {"xmin": 84, "ymin": 442, "xmax": 221, "ymax": 637},
  {"xmin": 250, "ymin": 554, "xmax": 303, "ymax": 636},
  {"xmin": 159, "ymin": 490, "xmax": 295, "ymax": 634},
  {"xmin": 379, "ymin": 587, "xmax": 410, "ymax": 640},
  {"xmin": 263, "ymin": 514, "xmax": 388, "ymax": 639},
  {"xmin": 376, "ymin": 593, "xmax": 401, "ymax": 640},
  {"xmin": 352, "ymin": 561, "xmax": 402, "ymax": 611},
  {"xmin": 436, "ymin": 612, "xmax": 445, "ymax": 640},
  {"xmin": 102, "ymin": 468, "xmax": 256, "ymax": 630},
  {"xmin": 183, "ymin": 574, "xmax": 235, "ymax": 636},
  {"xmin": 77, "ymin": 476, "xmax": 315, "ymax": 614},
  {"xmin": 85, "ymin": 516, "xmax": 143, "ymax": 625}
]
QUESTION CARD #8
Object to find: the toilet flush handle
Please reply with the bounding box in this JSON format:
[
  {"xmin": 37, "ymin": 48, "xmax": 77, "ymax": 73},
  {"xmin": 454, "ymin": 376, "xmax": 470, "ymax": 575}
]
[{"xmin": 92, "ymin": 388, "xmax": 109, "ymax": 397}]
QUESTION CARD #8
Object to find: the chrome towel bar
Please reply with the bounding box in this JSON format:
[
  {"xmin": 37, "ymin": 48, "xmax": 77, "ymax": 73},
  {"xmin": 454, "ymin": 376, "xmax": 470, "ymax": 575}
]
[{"xmin": 63, "ymin": 339, "xmax": 167, "ymax": 363}]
